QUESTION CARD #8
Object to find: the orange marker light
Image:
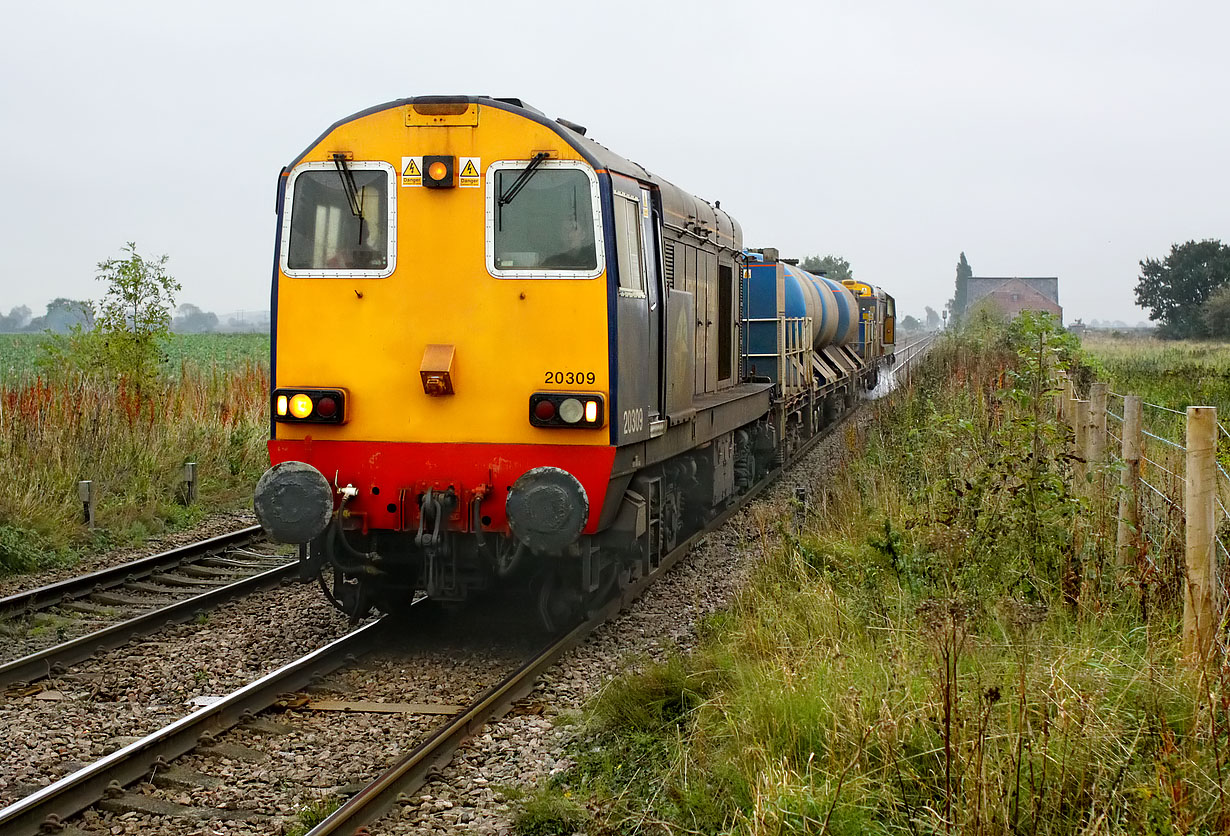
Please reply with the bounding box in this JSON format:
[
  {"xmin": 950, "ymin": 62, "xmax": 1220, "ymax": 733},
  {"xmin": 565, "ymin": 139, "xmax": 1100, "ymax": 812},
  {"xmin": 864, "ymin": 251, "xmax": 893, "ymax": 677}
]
[
  {"xmin": 289, "ymin": 394, "xmax": 314, "ymax": 419},
  {"xmin": 423, "ymin": 155, "xmax": 454, "ymax": 189}
]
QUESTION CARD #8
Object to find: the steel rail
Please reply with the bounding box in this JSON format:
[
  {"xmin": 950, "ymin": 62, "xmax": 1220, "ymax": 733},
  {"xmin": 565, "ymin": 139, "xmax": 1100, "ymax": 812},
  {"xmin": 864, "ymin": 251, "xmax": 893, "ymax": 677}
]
[
  {"xmin": 0, "ymin": 525, "xmax": 265, "ymax": 618},
  {"xmin": 0, "ymin": 560, "xmax": 299, "ymax": 688},
  {"xmin": 0, "ymin": 617, "xmax": 388, "ymax": 836},
  {"xmin": 304, "ymin": 398, "xmax": 866, "ymax": 835}
]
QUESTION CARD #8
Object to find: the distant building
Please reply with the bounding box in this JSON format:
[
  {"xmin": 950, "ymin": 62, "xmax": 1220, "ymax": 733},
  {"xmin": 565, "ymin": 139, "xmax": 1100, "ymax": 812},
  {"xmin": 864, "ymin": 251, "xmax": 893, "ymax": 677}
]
[{"xmin": 966, "ymin": 276, "xmax": 1062, "ymax": 324}]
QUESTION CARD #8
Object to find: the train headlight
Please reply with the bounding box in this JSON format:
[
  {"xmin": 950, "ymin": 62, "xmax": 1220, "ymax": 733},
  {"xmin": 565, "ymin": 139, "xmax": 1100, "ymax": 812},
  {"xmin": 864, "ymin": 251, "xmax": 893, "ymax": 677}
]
[
  {"xmin": 529, "ymin": 393, "xmax": 605, "ymax": 429},
  {"xmin": 289, "ymin": 394, "xmax": 314, "ymax": 419},
  {"xmin": 273, "ymin": 388, "xmax": 348, "ymax": 424}
]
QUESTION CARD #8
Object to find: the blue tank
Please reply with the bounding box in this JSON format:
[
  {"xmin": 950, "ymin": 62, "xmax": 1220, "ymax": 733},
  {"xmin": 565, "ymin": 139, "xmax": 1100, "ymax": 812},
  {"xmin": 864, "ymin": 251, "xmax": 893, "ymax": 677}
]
[
  {"xmin": 817, "ymin": 275, "xmax": 859, "ymax": 345},
  {"xmin": 743, "ymin": 259, "xmax": 853, "ymax": 382}
]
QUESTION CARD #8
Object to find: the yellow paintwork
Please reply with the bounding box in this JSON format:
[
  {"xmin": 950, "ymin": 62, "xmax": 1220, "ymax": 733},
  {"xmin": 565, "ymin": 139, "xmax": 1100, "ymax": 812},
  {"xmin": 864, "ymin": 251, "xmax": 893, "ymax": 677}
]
[
  {"xmin": 841, "ymin": 280, "xmax": 875, "ymax": 298},
  {"xmin": 275, "ymin": 104, "xmax": 610, "ymax": 446}
]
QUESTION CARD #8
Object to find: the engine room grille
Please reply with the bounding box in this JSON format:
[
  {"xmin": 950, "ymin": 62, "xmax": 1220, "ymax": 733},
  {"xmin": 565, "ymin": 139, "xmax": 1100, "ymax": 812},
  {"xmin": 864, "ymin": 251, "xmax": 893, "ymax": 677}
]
[{"xmin": 663, "ymin": 242, "xmax": 675, "ymax": 288}]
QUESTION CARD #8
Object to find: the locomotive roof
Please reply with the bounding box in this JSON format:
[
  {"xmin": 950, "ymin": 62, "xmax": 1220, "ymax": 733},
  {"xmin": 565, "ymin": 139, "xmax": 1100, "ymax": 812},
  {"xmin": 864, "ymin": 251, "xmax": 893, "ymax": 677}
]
[{"xmin": 289, "ymin": 95, "xmax": 740, "ymax": 253}]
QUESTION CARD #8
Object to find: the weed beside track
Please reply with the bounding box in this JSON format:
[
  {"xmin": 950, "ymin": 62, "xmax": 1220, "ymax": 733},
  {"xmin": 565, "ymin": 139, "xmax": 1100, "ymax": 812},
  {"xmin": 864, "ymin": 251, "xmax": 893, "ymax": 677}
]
[{"xmin": 527, "ymin": 317, "xmax": 1230, "ymax": 835}]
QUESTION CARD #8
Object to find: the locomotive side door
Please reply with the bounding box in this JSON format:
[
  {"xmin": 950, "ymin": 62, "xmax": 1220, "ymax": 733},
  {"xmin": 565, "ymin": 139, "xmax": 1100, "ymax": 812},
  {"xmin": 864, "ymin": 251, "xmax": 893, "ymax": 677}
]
[
  {"xmin": 610, "ymin": 176, "xmax": 652, "ymax": 444},
  {"xmin": 640, "ymin": 186, "xmax": 663, "ymax": 423}
]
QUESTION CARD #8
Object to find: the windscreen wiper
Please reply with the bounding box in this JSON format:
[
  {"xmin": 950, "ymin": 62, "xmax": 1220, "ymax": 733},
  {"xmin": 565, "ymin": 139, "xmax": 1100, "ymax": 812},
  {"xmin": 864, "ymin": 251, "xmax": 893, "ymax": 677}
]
[
  {"xmin": 332, "ymin": 154, "xmax": 364, "ymax": 218},
  {"xmin": 498, "ymin": 152, "xmax": 549, "ymax": 207}
]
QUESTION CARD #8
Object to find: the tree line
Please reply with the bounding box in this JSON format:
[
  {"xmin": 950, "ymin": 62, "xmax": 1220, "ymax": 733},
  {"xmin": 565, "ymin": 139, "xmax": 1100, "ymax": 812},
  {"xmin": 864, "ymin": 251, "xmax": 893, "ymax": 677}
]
[{"xmin": 0, "ymin": 299, "xmax": 264, "ymax": 334}]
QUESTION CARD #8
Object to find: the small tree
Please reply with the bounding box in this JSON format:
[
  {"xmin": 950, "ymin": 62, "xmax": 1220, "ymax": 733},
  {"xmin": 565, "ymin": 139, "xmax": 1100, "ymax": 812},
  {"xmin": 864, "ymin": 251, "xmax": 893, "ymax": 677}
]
[{"xmin": 93, "ymin": 243, "xmax": 180, "ymax": 389}]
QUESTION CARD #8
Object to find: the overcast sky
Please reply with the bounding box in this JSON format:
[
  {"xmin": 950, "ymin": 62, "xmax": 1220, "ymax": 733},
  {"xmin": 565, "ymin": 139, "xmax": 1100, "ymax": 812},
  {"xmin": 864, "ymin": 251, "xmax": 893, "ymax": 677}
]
[{"xmin": 3, "ymin": 0, "xmax": 1227, "ymax": 325}]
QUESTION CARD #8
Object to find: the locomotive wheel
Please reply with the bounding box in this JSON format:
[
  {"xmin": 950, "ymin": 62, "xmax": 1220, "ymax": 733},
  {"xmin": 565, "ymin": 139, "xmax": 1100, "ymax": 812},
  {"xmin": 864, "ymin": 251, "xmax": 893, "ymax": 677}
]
[
  {"xmin": 661, "ymin": 486, "xmax": 682, "ymax": 554},
  {"xmin": 535, "ymin": 569, "xmax": 583, "ymax": 633}
]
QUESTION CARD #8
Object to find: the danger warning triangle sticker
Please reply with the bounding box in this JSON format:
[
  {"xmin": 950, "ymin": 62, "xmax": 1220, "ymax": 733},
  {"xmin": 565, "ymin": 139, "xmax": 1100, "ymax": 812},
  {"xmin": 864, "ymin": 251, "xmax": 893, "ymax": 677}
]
[
  {"xmin": 459, "ymin": 160, "xmax": 479, "ymax": 178},
  {"xmin": 403, "ymin": 159, "xmax": 421, "ymax": 177}
]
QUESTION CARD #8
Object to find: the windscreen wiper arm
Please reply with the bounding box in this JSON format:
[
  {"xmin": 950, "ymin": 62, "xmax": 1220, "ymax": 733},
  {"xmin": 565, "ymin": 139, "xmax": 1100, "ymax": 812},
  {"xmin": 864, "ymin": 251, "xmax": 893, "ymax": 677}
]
[
  {"xmin": 498, "ymin": 152, "xmax": 549, "ymax": 207},
  {"xmin": 333, "ymin": 154, "xmax": 364, "ymax": 217}
]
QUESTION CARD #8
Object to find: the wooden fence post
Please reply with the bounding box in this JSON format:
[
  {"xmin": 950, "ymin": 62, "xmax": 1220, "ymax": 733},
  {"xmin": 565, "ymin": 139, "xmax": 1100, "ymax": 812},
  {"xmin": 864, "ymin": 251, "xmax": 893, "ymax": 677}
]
[
  {"xmin": 1116, "ymin": 395, "xmax": 1142, "ymax": 567},
  {"xmin": 1073, "ymin": 399, "xmax": 1089, "ymax": 482},
  {"xmin": 1183, "ymin": 406, "xmax": 1219, "ymax": 661},
  {"xmin": 1055, "ymin": 372, "xmax": 1068, "ymax": 422},
  {"xmin": 1089, "ymin": 383, "xmax": 1107, "ymax": 466}
]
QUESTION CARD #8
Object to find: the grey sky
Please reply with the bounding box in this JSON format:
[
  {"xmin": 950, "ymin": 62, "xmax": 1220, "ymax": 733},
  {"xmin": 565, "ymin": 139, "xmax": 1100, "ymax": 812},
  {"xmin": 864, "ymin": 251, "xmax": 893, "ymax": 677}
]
[{"xmin": 3, "ymin": 0, "xmax": 1227, "ymax": 325}]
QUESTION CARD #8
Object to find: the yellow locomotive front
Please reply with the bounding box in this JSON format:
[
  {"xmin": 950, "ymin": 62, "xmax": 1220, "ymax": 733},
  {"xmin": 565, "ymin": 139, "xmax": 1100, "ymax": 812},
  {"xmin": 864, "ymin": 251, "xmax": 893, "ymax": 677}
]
[{"xmin": 256, "ymin": 98, "xmax": 620, "ymax": 616}]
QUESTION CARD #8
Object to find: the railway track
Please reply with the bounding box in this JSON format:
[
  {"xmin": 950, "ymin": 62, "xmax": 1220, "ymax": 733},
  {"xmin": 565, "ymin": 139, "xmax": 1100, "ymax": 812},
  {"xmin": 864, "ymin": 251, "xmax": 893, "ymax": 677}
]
[{"xmin": 0, "ymin": 527, "xmax": 296, "ymax": 689}]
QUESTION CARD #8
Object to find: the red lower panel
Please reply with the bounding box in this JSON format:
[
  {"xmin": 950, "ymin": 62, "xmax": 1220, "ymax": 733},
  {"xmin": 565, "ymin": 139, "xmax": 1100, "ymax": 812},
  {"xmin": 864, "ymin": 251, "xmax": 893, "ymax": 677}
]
[{"xmin": 267, "ymin": 439, "xmax": 616, "ymax": 534}]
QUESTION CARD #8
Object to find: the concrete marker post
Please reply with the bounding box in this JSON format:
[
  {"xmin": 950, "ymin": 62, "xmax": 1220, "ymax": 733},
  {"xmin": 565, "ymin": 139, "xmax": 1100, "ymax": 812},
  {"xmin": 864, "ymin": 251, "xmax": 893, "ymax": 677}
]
[
  {"xmin": 180, "ymin": 462, "xmax": 198, "ymax": 505},
  {"xmin": 77, "ymin": 480, "xmax": 95, "ymax": 530},
  {"xmin": 1116, "ymin": 395, "xmax": 1143, "ymax": 568},
  {"xmin": 1182, "ymin": 406, "xmax": 1219, "ymax": 662}
]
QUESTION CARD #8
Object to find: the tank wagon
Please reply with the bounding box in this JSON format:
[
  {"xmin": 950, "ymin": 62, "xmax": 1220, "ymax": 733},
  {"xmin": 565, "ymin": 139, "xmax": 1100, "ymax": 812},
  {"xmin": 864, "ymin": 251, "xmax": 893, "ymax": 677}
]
[{"xmin": 253, "ymin": 95, "xmax": 896, "ymax": 627}]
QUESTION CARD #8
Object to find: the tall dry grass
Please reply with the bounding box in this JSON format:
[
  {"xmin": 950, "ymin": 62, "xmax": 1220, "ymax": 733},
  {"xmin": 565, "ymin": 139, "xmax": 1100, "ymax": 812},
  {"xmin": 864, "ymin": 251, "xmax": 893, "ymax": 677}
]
[{"xmin": 0, "ymin": 360, "xmax": 269, "ymax": 573}]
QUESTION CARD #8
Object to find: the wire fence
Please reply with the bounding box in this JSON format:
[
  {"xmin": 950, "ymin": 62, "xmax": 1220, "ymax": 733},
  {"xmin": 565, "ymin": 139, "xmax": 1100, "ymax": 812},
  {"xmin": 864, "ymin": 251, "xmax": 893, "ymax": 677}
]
[{"xmin": 1095, "ymin": 391, "xmax": 1230, "ymax": 609}]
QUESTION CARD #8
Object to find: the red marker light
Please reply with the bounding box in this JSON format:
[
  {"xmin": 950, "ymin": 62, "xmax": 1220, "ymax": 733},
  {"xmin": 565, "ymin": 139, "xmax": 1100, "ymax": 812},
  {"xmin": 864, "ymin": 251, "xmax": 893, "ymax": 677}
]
[
  {"xmin": 534, "ymin": 399, "xmax": 556, "ymax": 421},
  {"xmin": 316, "ymin": 396, "xmax": 337, "ymax": 418}
]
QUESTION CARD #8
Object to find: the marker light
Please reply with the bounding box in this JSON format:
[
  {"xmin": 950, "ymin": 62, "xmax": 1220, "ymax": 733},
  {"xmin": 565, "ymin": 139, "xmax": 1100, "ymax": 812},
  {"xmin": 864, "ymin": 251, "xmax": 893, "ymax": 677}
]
[
  {"xmin": 273, "ymin": 388, "xmax": 348, "ymax": 424},
  {"xmin": 558, "ymin": 398, "xmax": 584, "ymax": 424},
  {"xmin": 289, "ymin": 394, "xmax": 314, "ymax": 419},
  {"xmin": 423, "ymin": 155, "xmax": 455, "ymax": 189},
  {"xmin": 528, "ymin": 392, "xmax": 604, "ymax": 429}
]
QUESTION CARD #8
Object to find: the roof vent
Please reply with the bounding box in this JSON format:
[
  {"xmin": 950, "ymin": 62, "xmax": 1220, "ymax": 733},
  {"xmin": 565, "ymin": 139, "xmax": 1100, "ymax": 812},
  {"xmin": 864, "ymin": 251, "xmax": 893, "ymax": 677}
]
[{"xmin": 556, "ymin": 117, "xmax": 587, "ymax": 136}]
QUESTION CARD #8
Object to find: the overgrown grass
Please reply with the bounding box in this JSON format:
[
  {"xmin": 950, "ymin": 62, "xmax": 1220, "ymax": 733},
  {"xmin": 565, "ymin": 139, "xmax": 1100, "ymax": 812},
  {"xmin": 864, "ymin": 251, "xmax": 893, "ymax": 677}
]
[
  {"xmin": 527, "ymin": 314, "xmax": 1230, "ymax": 835},
  {"xmin": 1080, "ymin": 334, "xmax": 1230, "ymax": 436},
  {"xmin": 0, "ymin": 359, "xmax": 269, "ymax": 575}
]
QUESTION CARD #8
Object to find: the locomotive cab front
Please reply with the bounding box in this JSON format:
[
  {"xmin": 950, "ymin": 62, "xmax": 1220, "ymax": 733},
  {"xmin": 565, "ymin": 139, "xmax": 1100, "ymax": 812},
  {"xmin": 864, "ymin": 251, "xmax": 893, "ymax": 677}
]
[{"xmin": 256, "ymin": 96, "xmax": 758, "ymax": 628}]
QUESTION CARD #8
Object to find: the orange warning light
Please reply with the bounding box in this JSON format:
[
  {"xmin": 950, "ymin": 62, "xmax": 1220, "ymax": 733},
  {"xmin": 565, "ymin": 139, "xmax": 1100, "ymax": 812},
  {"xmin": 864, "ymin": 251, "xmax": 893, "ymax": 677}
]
[{"xmin": 423, "ymin": 156, "xmax": 454, "ymax": 189}]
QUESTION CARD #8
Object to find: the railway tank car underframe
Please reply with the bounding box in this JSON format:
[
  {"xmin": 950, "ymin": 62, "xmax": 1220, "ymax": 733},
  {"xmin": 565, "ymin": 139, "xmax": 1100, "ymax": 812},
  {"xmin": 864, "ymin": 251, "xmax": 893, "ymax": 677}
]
[{"xmin": 253, "ymin": 95, "xmax": 894, "ymax": 628}]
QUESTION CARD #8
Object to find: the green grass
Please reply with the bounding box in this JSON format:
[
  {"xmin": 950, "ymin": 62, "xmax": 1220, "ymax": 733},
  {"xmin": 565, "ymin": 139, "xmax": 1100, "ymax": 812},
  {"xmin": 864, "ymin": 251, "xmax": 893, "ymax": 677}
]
[
  {"xmin": 0, "ymin": 332, "xmax": 269, "ymax": 385},
  {"xmin": 525, "ymin": 317, "xmax": 1230, "ymax": 836},
  {"xmin": 1081, "ymin": 334, "xmax": 1230, "ymax": 432}
]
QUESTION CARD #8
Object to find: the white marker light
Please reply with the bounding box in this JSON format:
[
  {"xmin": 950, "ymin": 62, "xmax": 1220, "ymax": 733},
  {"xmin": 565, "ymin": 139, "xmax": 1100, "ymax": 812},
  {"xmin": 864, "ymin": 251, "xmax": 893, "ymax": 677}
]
[
  {"xmin": 584, "ymin": 400, "xmax": 598, "ymax": 423},
  {"xmin": 558, "ymin": 398, "xmax": 584, "ymax": 424}
]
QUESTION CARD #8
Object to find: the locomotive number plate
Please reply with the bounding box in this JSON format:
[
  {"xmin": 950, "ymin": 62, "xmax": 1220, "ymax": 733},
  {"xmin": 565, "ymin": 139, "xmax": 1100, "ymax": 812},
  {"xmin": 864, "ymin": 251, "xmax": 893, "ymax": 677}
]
[{"xmin": 544, "ymin": 371, "xmax": 597, "ymax": 385}]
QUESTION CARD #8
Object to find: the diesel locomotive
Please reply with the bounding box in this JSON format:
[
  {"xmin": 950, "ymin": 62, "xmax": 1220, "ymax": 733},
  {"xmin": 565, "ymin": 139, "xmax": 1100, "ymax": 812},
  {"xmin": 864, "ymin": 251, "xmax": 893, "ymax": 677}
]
[{"xmin": 253, "ymin": 95, "xmax": 896, "ymax": 628}]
